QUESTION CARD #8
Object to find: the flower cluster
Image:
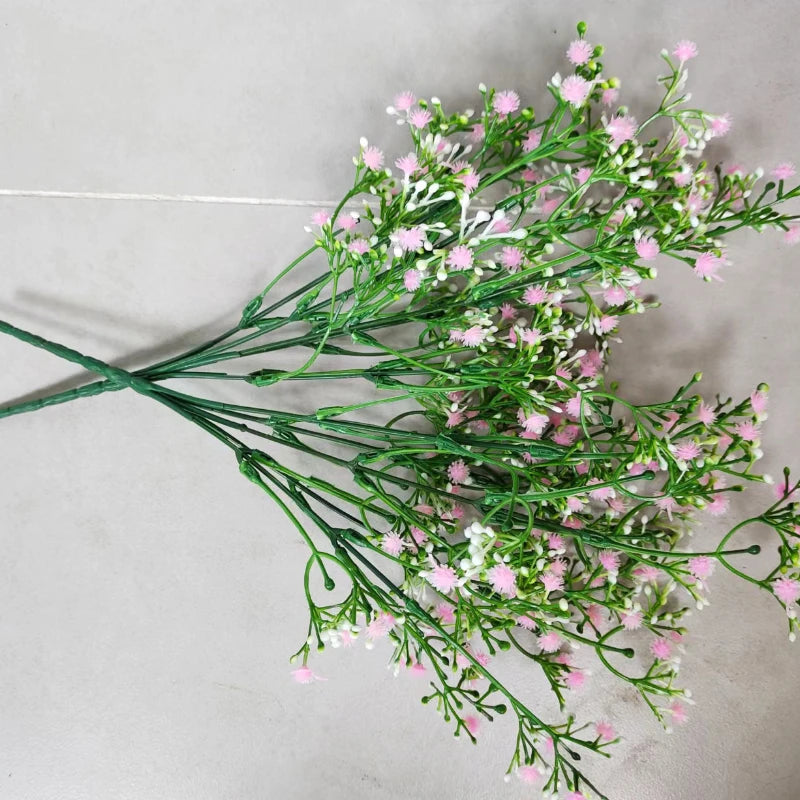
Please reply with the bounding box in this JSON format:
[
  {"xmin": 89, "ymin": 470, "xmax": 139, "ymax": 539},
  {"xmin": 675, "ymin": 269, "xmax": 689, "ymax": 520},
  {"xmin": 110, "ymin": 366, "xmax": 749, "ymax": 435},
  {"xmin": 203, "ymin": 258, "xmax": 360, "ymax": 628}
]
[{"xmin": 1, "ymin": 21, "xmax": 799, "ymax": 800}]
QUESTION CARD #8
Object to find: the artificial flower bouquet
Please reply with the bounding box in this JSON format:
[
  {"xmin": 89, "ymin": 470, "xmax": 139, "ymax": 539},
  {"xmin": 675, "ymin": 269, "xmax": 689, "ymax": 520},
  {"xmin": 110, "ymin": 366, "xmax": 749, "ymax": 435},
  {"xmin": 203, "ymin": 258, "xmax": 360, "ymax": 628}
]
[{"xmin": 2, "ymin": 22, "xmax": 799, "ymax": 800}]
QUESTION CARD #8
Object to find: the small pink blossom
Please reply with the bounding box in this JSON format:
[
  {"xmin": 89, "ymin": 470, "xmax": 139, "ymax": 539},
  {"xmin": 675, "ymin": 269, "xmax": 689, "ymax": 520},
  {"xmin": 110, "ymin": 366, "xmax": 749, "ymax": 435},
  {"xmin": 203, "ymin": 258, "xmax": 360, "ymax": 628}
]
[
  {"xmin": 348, "ymin": 238, "xmax": 369, "ymax": 255},
  {"xmin": 517, "ymin": 613, "xmax": 537, "ymax": 630},
  {"xmin": 588, "ymin": 477, "xmax": 614, "ymax": 501},
  {"xmin": 541, "ymin": 572, "xmax": 564, "ymax": 593},
  {"xmin": 493, "ymin": 90, "xmax": 520, "ymax": 116},
  {"xmin": 604, "ymin": 285, "xmax": 628, "ymax": 305},
  {"xmin": 469, "ymin": 123, "xmax": 485, "ymax": 142},
  {"xmin": 553, "ymin": 425, "xmax": 579, "ymax": 446},
  {"xmin": 704, "ymin": 493, "xmax": 730, "ymax": 516},
  {"xmin": 291, "ymin": 665, "xmax": 325, "ymax": 684},
  {"xmin": 311, "ymin": 209, "xmax": 331, "ymax": 227},
  {"xmin": 395, "ymin": 153, "xmax": 419, "ymax": 177},
  {"xmin": 382, "ymin": 532, "xmax": 404, "ymax": 556},
  {"xmin": 488, "ymin": 563, "xmax": 517, "ymax": 596},
  {"xmin": 548, "ymin": 532, "xmax": 565, "ymax": 551},
  {"xmin": 634, "ymin": 565, "xmax": 661, "ymax": 582},
  {"xmin": 500, "ymin": 246, "xmax": 524, "ymax": 270},
  {"xmin": 463, "ymin": 715, "xmax": 480, "ymax": 736},
  {"xmin": 567, "ymin": 39, "xmax": 593, "ymax": 65},
  {"xmin": 709, "ymin": 113, "xmax": 732, "ymax": 137},
  {"xmin": 447, "ymin": 245, "xmax": 474, "ymax": 271},
  {"xmin": 750, "ymin": 390, "xmax": 769, "ymax": 415},
  {"xmin": 403, "ymin": 269, "xmax": 422, "ymax": 292},
  {"xmin": 695, "ymin": 401, "xmax": 717, "ymax": 426},
  {"xmin": 598, "ymin": 314, "xmax": 618, "ymax": 334},
  {"xmin": 396, "ymin": 226, "xmax": 425, "ymax": 252},
  {"xmin": 560, "ymin": 74, "xmax": 592, "ymax": 106},
  {"xmin": 621, "ymin": 610, "xmax": 643, "ymax": 630},
  {"xmin": 499, "ymin": 302, "xmax": 516, "ymax": 321},
  {"xmin": 596, "ymin": 721, "xmax": 616, "ymax": 741},
  {"xmin": 673, "ymin": 439, "xmax": 702, "ymax": 462},
  {"xmin": 602, "ymin": 87, "xmax": 619, "ymax": 106},
  {"xmin": 673, "ymin": 40, "xmax": 698, "ymax": 62},
  {"xmin": 522, "ymin": 129, "xmax": 542, "ymax": 152},
  {"xmin": 772, "ymin": 162, "xmax": 796, "ymax": 181},
  {"xmin": 537, "ymin": 631, "xmax": 562, "ymax": 653},
  {"xmin": 694, "ymin": 252, "xmax": 724, "ymax": 280},
  {"xmin": 523, "ymin": 285, "xmax": 549, "ymax": 305},
  {"xmin": 574, "ymin": 166, "xmax": 593, "ymax": 185},
  {"xmin": 650, "ymin": 637, "xmax": 672, "ymax": 660},
  {"xmin": 521, "ymin": 327, "xmax": 541, "ymax": 345},
  {"xmin": 774, "ymin": 576, "xmax": 800, "ymax": 605},
  {"xmin": 518, "ymin": 765, "xmax": 542, "ymax": 784},
  {"xmin": 408, "ymin": 108, "xmax": 432, "ymax": 129},
  {"xmin": 336, "ymin": 214, "xmax": 357, "ymax": 231},
  {"xmin": 461, "ymin": 325, "xmax": 486, "ymax": 348},
  {"xmin": 435, "ymin": 602, "xmax": 455, "ymax": 624},
  {"xmin": 688, "ymin": 555, "xmax": 715, "ymax": 580},
  {"xmin": 565, "ymin": 792, "xmax": 588, "ymax": 800},
  {"xmin": 734, "ymin": 420, "xmax": 761, "ymax": 442},
  {"xmin": 428, "ymin": 563, "xmax": 458, "ymax": 593},
  {"xmin": 394, "ymin": 91, "xmax": 416, "ymax": 111},
  {"xmin": 599, "ymin": 550, "xmax": 621, "ymax": 573},
  {"xmin": 784, "ymin": 225, "xmax": 800, "ymax": 245},
  {"xmin": 447, "ymin": 459, "xmax": 470, "ymax": 484},
  {"xmin": 669, "ymin": 701, "xmax": 688, "ymax": 725},
  {"xmin": 606, "ymin": 115, "xmax": 637, "ymax": 146},
  {"xmin": 445, "ymin": 409, "xmax": 464, "ymax": 428},
  {"xmin": 635, "ymin": 236, "xmax": 660, "ymax": 260},
  {"xmin": 518, "ymin": 409, "xmax": 550, "ymax": 434},
  {"xmin": 362, "ymin": 146, "xmax": 384, "ymax": 171},
  {"xmin": 565, "ymin": 670, "xmax": 586, "ymax": 691}
]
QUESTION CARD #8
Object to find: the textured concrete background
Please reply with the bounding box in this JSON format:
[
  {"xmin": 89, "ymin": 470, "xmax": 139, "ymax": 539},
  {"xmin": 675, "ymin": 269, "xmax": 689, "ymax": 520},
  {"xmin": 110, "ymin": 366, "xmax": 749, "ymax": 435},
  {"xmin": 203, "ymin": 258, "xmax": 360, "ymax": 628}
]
[{"xmin": 0, "ymin": 2, "xmax": 798, "ymax": 799}]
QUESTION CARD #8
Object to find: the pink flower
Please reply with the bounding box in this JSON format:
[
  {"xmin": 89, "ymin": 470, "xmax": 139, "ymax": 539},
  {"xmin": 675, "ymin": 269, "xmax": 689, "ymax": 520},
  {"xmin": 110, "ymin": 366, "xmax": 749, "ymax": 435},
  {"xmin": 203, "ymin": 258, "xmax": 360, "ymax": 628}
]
[
  {"xmin": 596, "ymin": 721, "xmax": 616, "ymax": 741},
  {"xmin": 445, "ymin": 409, "xmax": 464, "ymax": 428},
  {"xmin": 565, "ymin": 670, "xmax": 586, "ymax": 691},
  {"xmin": 488, "ymin": 563, "xmax": 517, "ymax": 596},
  {"xmin": 694, "ymin": 252, "xmax": 724, "ymax": 281},
  {"xmin": 635, "ymin": 236, "xmax": 660, "ymax": 260},
  {"xmin": 447, "ymin": 459, "xmax": 470, "ymax": 484},
  {"xmin": 537, "ymin": 631, "xmax": 562, "ymax": 653},
  {"xmin": 774, "ymin": 576, "xmax": 800, "ymax": 605},
  {"xmin": 598, "ymin": 314, "xmax": 618, "ymax": 334},
  {"xmin": 688, "ymin": 555, "xmax": 715, "ymax": 580},
  {"xmin": 567, "ymin": 39, "xmax": 593, "ymax": 65},
  {"xmin": 734, "ymin": 420, "xmax": 761, "ymax": 442},
  {"xmin": 459, "ymin": 169, "xmax": 480, "ymax": 193},
  {"xmin": 518, "ymin": 765, "xmax": 542, "ymax": 784},
  {"xmin": 336, "ymin": 214, "xmax": 357, "ymax": 231},
  {"xmin": 602, "ymin": 87, "xmax": 619, "ymax": 106},
  {"xmin": 428, "ymin": 563, "xmax": 459, "ymax": 593},
  {"xmin": 499, "ymin": 302, "xmax": 516, "ymax": 321},
  {"xmin": 436, "ymin": 602, "xmax": 456, "ymax": 623},
  {"xmin": 784, "ymin": 225, "xmax": 800, "ymax": 245},
  {"xmin": 553, "ymin": 425, "xmax": 579, "ymax": 446},
  {"xmin": 522, "ymin": 129, "xmax": 543, "ymax": 152},
  {"xmin": 396, "ymin": 226, "xmax": 425, "ymax": 252},
  {"xmin": 469, "ymin": 123, "xmax": 485, "ymax": 142},
  {"xmin": 523, "ymin": 285, "xmax": 549, "ymax": 305},
  {"xmin": 382, "ymin": 532, "xmax": 404, "ymax": 556},
  {"xmin": 395, "ymin": 153, "xmax": 419, "ymax": 177},
  {"xmin": 500, "ymin": 246, "xmax": 524, "ymax": 270},
  {"xmin": 565, "ymin": 792, "xmax": 588, "ymax": 800},
  {"xmin": 447, "ymin": 245, "xmax": 474, "ymax": 271},
  {"xmin": 709, "ymin": 113, "xmax": 732, "ymax": 137},
  {"xmin": 695, "ymin": 401, "xmax": 717, "ymax": 426},
  {"xmin": 311, "ymin": 209, "xmax": 331, "ymax": 226},
  {"xmin": 521, "ymin": 327, "xmax": 541, "ymax": 345},
  {"xmin": 291, "ymin": 665, "xmax": 325, "ymax": 684},
  {"xmin": 348, "ymin": 238, "xmax": 369, "ymax": 255},
  {"xmin": 704, "ymin": 493, "xmax": 730, "ymax": 516},
  {"xmin": 461, "ymin": 325, "xmax": 486, "ymax": 347},
  {"xmin": 575, "ymin": 166, "xmax": 593, "ymax": 185},
  {"xmin": 621, "ymin": 610, "xmax": 643, "ymax": 630},
  {"xmin": 586, "ymin": 604, "xmax": 605, "ymax": 628},
  {"xmin": 394, "ymin": 91, "xmax": 416, "ymax": 111},
  {"xmin": 548, "ymin": 533, "xmax": 565, "ymax": 551},
  {"xmin": 634, "ymin": 565, "xmax": 661, "ymax": 582},
  {"xmin": 541, "ymin": 572, "xmax": 564, "ymax": 593},
  {"xmin": 403, "ymin": 269, "xmax": 422, "ymax": 292},
  {"xmin": 367, "ymin": 612, "xmax": 396, "ymax": 639},
  {"xmin": 772, "ymin": 162, "xmax": 796, "ymax": 181},
  {"xmin": 604, "ymin": 285, "xmax": 628, "ymax": 305},
  {"xmin": 669, "ymin": 701, "xmax": 688, "ymax": 725},
  {"xmin": 560, "ymin": 74, "xmax": 592, "ymax": 106},
  {"xmin": 599, "ymin": 550, "xmax": 621, "ymax": 573},
  {"xmin": 408, "ymin": 108, "xmax": 432, "ymax": 129},
  {"xmin": 464, "ymin": 715, "xmax": 480, "ymax": 736},
  {"xmin": 518, "ymin": 409, "xmax": 550, "ymax": 434},
  {"xmin": 673, "ymin": 439, "xmax": 702, "ymax": 461},
  {"xmin": 517, "ymin": 613, "xmax": 537, "ymax": 630},
  {"xmin": 362, "ymin": 146, "xmax": 384, "ymax": 171},
  {"xmin": 750, "ymin": 389, "xmax": 769, "ymax": 414},
  {"xmin": 673, "ymin": 40, "xmax": 698, "ymax": 62},
  {"xmin": 493, "ymin": 90, "xmax": 520, "ymax": 116},
  {"xmin": 588, "ymin": 478, "xmax": 614, "ymax": 501},
  {"xmin": 606, "ymin": 114, "xmax": 637, "ymax": 146},
  {"xmin": 650, "ymin": 637, "xmax": 672, "ymax": 660}
]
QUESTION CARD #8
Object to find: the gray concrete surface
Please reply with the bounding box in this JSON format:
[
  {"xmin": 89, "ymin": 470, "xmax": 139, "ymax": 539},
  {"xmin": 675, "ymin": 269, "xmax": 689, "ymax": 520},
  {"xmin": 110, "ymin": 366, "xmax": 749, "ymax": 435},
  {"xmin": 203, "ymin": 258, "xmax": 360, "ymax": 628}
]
[{"xmin": 0, "ymin": 2, "xmax": 798, "ymax": 798}]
